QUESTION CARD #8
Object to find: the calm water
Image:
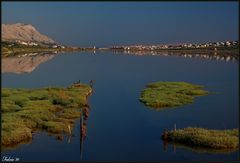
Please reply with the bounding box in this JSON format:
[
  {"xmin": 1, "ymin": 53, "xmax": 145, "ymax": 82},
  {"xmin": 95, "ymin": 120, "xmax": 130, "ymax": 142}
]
[{"xmin": 2, "ymin": 52, "xmax": 239, "ymax": 162}]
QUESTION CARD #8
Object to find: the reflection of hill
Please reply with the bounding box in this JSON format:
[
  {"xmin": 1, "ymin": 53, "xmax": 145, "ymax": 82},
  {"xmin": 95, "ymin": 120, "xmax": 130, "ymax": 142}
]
[{"xmin": 2, "ymin": 53, "xmax": 56, "ymax": 74}]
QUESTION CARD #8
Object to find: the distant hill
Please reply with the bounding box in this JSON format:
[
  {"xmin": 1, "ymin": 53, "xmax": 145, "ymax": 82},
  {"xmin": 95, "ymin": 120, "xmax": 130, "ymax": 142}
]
[{"xmin": 2, "ymin": 23, "xmax": 55, "ymax": 44}]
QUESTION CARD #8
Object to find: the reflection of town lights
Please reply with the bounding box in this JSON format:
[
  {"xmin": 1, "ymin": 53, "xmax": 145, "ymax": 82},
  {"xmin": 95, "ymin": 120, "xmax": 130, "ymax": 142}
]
[
  {"xmin": 118, "ymin": 48, "xmax": 238, "ymax": 63},
  {"xmin": 226, "ymin": 56, "xmax": 231, "ymax": 62}
]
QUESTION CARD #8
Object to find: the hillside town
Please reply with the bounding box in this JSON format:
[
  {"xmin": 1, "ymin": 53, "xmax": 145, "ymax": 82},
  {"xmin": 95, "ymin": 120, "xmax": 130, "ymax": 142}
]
[
  {"xmin": 4, "ymin": 38, "xmax": 239, "ymax": 52},
  {"xmin": 4, "ymin": 39, "xmax": 66, "ymax": 49}
]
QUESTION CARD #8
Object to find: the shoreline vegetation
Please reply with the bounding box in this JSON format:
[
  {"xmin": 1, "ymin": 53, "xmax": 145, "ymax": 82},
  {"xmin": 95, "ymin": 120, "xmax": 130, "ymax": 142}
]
[
  {"xmin": 1, "ymin": 83, "xmax": 92, "ymax": 147},
  {"xmin": 2, "ymin": 41, "xmax": 90, "ymax": 57},
  {"xmin": 139, "ymin": 82, "xmax": 208, "ymax": 109},
  {"xmin": 161, "ymin": 127, "xmax": 239, "ymax": 150},
  {"xmin": 139, "ymin": 81, "xmax": 239, "ymax": 150}
]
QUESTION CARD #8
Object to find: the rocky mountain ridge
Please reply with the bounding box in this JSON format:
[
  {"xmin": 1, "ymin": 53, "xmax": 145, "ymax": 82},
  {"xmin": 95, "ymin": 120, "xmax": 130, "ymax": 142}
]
[{"xmin": 2, "ymin": 23, "xmax": 55, "ymax": 44}]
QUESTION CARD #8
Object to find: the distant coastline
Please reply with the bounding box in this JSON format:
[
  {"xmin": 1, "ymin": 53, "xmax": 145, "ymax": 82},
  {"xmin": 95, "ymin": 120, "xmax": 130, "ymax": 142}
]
[
  {"xmin": 2, "ymin": 23, "xmax": 238, "ymax": 58},
  {"xmin": 2, "ymin": 40, "xmax": 239, "ymax": 63},
  {"xmin": 2, "ymin": 40, "xmax": 239, "ymax": 58}
]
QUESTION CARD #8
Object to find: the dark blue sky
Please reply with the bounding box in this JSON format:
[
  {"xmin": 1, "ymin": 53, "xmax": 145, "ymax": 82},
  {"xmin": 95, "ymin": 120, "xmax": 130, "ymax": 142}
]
[{"xmin": 2, "ymin": 2, "xmax": 239, "ymax": 47}]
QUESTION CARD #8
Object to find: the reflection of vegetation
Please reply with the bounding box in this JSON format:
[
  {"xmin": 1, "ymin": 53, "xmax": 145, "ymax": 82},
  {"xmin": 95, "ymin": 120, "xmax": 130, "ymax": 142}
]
[
  {"xmin": 1, "ymin": 138, "xmax": 32, "ymax": 152},
  {"xmin": 162, "ymin": 127, "xmax": 239, "ymax": 150},
  {"xmin": 2, "ymin": 83, "xmax": 92, "ymax": 146},
  {"xmin": 164, "ymin": 141, "xmax": 239, "ymax": 154},
  {"xmin": 139, "ymin": 82, "xmax": 208, "ymax": 109}
]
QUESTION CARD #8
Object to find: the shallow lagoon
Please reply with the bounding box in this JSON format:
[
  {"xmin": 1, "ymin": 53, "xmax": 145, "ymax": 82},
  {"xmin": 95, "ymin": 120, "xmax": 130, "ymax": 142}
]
[{"xmin": 2, "ymin": 52, "xmax": 239, "ymax": 161}]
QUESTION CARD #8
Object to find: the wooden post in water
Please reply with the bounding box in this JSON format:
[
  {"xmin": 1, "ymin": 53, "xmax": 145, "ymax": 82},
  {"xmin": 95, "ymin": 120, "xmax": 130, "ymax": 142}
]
[
  {"xmin": 173, "ymin": 143, "xmax": 176, "ymax": 153},
  {"xmin": 68, "ymin": 124, "xmax": 71, "ymax": 135},
  {"xmin": 90, "ymin": 80, "xmax": 94, "ymax": 88},
  {"xmin": 174, "ymin": 123, "xmax": 176, "ymax": 131}
]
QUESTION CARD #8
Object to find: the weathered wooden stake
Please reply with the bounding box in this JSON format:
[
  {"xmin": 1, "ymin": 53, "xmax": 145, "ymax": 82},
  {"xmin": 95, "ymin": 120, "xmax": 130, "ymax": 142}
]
[{"xmin": 68, "ymin": 124, "xmax": 71, "ymax": 135}]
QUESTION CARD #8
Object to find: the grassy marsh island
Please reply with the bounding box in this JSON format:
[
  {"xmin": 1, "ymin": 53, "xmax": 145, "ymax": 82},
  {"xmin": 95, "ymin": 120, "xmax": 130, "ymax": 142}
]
[
  {"xmin": 162, "ymin": 127, "xmax": 239, "ymax": 150},
  {"xmin": 139, "ymin": 82, "xmax": 208, "ymax": 109},
  {"xmin": 1, "ymin": 83, "xmax": 92, "ymax": 146}
]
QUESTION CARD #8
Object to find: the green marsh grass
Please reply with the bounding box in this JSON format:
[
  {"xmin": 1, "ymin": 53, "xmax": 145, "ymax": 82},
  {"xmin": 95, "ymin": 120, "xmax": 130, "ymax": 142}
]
[
  {"xmin": 164, "ymin": 127, "xmax": 239, "ymax": 149},
  {"xmin": 139, "ymin": 82, "xmax": 208, "ymax": 109},
  {"xmin": 1, "ymin": 84, "xmax": 92, "ymax": 146}
]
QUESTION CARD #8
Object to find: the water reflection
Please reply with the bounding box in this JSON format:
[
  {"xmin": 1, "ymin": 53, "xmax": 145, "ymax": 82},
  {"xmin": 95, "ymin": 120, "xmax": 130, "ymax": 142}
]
[
  {"xmin": 51, "ymin": 95, "xmax": 91, "ymax": 160},
  {"xmin": 79, "ymin": 80, "xmax": 94, "ymax": 159},
  {"xmin": 2, "ymin": 53, "xmax": 57, "ymax": 74},
  {"xmin": 80, "ymin": 106, "xmax": 90, "ymax": 159},
  {"xmin": 2, "ymin": 51, "xmax": 238, "ymax": 161},
  {"xmin": 2, "ymin": 50, "xmax": 237, "ymax": 75},
  {"xmin": 1, "ymin": 139, "xmax": 32, "ymax": 152},
  {"xmin": 162, "ymin": 140, "xmax": 238, "ymax": 154},
  {"xmin": 110, "ymin": 50, "xmax": 239, "ymax": 62}
]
